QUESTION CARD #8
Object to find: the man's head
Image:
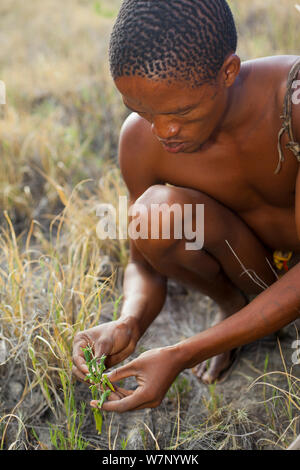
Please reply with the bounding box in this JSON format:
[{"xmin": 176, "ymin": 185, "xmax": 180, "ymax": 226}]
[
  {"xmin": 109, "ymin": 0, "xmax": 241, "ymax": 152},
  {"xmin": 109, "ymin": 0, "xmax": 237, "ymax": 87}
]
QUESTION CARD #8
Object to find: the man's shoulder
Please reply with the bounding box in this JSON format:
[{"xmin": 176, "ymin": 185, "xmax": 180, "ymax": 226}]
[
  {"xmin": 118, "ymin": 113, "xmax": 163, "ymax": 198},
  {"xmin": 119, "ymin": 112, "xmax": 163, "ymax": 161},
  {"xmin": 244, "ymin": 55, "xmax": 299, "ymax": 104},
  {"xmin": 241, "ymin": 54, "xmax": 299, "ymax": 74},
  {"xmin": 270, "ymin": 55, "xmax": 300, "ymax": 143},
  {"xmin": 241, "ymin": 55, "xmax": 299, "ymax": 135},
  {"xmin": 241, "ymin": 55, "xmax": 299, "ymax": 87}
]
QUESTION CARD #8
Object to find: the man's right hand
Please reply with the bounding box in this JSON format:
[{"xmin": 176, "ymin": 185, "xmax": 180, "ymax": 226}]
[{"xmin": 72, "ymin": 317, "xmax": 139, "ymax": 382}]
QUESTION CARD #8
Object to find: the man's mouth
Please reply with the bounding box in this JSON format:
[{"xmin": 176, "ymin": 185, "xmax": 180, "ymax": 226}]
[{"xmin": 160, "ymin": 141, "xmax": 187, "ymax": 153}]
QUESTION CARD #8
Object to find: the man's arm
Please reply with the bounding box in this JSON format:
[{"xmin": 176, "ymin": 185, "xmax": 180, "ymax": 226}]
[
  {"xmin": 98, "ymin": 165, "xmax": 300, "ymax": 412},
  {"xmin": 72, "ymin": 113, "xmax": 167, "ymax": 378},
  {"xmin": 117, "ymin": 112, "xmax": 168, "ymax": 341},
  {"xmin": 175, "ymin": 258, "xmax": 300, "ymax": 370},
  {"xmin": 100, "ymin": 227, "xmax": 300, "ymax": 412}
]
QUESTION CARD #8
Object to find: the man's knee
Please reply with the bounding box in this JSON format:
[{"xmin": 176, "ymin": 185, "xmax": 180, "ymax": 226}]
[
  {"xmin": 131, "ymin": 184, "xmax": 183, "ymax": 256},
  {"xmin": 130, "ymin": 183, "xmax": 230, "ymax": 257},
  {"xmin": 135, "ymin": 184, "xmax": 177, "ymax": 208}
]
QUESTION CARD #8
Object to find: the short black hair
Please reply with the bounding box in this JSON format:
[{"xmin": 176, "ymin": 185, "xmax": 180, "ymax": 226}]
[{"xmin": 109, "ymin": 0, "xmax": 238, "ymax": 87}]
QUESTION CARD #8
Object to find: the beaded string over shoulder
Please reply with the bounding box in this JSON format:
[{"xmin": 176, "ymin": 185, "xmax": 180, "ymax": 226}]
[{"xmin": 275, "ymin": 58, "xmax": 300, "ymax": 174}]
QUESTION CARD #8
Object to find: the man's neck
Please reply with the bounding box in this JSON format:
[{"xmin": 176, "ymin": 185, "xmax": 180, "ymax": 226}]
[{"xmin": 219, "ymin": 63, "xmax": 256, "ymax": 135}]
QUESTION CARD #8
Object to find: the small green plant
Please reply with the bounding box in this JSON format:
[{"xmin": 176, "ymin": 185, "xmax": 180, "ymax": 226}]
[
  {"xmin": 121, "ymin": 436, "xmax": 129, "ymax": 450},
  {"xmin": 202, "ymin": 382, "xmax": 223, "ymax": 416},
  {"xmin": 82, "ymin": 345, "xmax": 115, "ymax": 435},
  {"xmin": 49, "ymin": 402, "xmax": 89, "ymax": 450},
  {"xmin": 48, "ymin": 370, "xmax": 89, "ymax": 450},
  {"xmin": 167, "ymin": 376, "xmax": 192, "ymax": 402}
]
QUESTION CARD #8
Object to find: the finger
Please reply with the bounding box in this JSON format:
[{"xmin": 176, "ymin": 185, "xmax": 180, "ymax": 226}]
[
  {"xmin": 106, "ymin": 386, "xmax": 135, "ymax": 401},
  {"xmin": 91, "ymin": 395, "xmax": 158, "ymax": 412},
  {"xmin": 106, "ymin": 362, "xmax": 136, "ymax": 384},
  {"xmin": 74, "ymin": 358, "xmax": 89, "ymax": 375},
  {"xmin": 90, "ymin": 386, "xmax": 134, "ymax": 408},
  {"xmin": 134, "ymin": 403, "xmax": 154, "ymax": 411},
  {"xmin": 72, "ymin": 339, "xmax": 90, "ymax": 374},
  {"xmin": 110, "ymin": 385, "xmax": 135, "ymax": 397},
  {"xmin": 100, "ymin": 389, "xmax": 147, "ymax": 413},
  {"xmin": 90, "ymin": 382, "xmax": 135, "ymax": 406},
  {"xmin": 94, "ymin": 339, "xmax": 112, "ymax": 360},
  {"xmin": 105, "ymin": 353, "xmax": 125, "ymax": 369},
  {"xmin": 106, "ymin": 385, "xmax": 157, "ymax": 411},
  {"xmin": 90, "ymin": 394, "xmax": 120, "ymax": 407},
  {"xmin": 105, "ymin": 345, "xmax": 135, "ymax": 369},
  {"xmin": 72, "ymin": 365, "xmax": 88, "ymax": 384}
]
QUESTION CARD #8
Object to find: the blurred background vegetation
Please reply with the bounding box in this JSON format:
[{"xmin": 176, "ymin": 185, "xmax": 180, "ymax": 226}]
[{"xmin": 0, "ymin": 0, "xmax": 299, "ymax": 450}]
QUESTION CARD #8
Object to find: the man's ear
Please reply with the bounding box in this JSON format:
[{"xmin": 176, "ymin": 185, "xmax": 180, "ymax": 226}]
[{"xmin": 221, "ymin": 54, "xmax": 241, "ymax": 88}]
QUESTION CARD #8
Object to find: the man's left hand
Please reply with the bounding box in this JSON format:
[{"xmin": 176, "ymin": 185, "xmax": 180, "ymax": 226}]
[{"xmin": 90, "ymin": 346, "xmax": 183, "ymax": 412}]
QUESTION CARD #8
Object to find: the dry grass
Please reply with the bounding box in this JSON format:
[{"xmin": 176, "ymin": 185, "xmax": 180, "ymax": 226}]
[
  {"xmin": 0, "ymin": 0, "xmax": 299, "ymax": 450},
  {"xmin": 229, "ymin": 0, "xmax": 299, "ymax": 59}
]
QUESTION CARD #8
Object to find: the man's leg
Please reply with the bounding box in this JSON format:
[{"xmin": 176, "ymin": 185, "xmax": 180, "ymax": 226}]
[{"xmin": 132, "ymin": 184, "xmax": 277, "ymax": 383}]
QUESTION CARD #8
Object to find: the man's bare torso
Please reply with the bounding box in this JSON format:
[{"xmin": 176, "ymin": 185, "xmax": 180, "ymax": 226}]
[{"xmin": 125, "ymin": 55, "xmax": 300, "ymax": 253}]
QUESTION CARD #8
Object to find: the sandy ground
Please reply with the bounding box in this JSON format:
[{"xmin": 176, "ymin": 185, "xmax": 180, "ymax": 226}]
[{"xmin": 1, "ymin": 275, "xmax": 299, "ymax": 450}]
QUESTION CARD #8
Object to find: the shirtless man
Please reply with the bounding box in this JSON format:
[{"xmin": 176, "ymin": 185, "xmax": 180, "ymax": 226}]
[{"xmin": 72, "ymin": 0, "xmax": 300, "ymax": 412}]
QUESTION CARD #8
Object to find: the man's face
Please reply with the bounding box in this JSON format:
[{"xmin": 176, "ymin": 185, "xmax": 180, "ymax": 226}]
[{"xmin": 115, "ymin": 74, "xmax": 229, "ymax": 154}]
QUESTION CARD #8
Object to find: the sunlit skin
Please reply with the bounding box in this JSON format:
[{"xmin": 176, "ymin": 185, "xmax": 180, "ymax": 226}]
[{"xmin": 72, "ymin": 53, "xmax": 300, "ymax": 412}]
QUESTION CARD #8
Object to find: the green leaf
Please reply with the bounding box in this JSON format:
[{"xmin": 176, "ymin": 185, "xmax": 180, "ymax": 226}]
[
  {"xmin": 102, "ymin": 374, "xmax": 115, "ymax": 392},
  {"xmin": 93, "ymin": 409, "xmax": 103, "ymax": 434},
  {"xmin": 98, "ymin": 389, "xmax": 111, "ymax": 409}
]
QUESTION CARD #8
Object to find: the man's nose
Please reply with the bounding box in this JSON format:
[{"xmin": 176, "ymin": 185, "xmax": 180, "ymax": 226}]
[{"xmin": 151, "ymin": 116, "xmax": 181, "ymax": 140}]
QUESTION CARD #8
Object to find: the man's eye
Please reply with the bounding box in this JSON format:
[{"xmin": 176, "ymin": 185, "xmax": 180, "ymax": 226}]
[{"xmin": 178, "ymin": 109, "xmax": 191, "ymax": 117}]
